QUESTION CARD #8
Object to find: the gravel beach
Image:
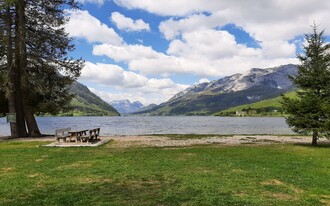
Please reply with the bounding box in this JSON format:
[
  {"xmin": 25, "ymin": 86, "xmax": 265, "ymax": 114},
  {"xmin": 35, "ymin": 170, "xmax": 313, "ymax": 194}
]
[{"xmin": 4, "ymin": 135, "xmax": 329, "ymax": 147}]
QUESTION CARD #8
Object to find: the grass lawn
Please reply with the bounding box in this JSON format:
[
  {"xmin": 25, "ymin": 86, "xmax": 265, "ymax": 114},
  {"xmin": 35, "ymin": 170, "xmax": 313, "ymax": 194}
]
[{"xmin": 0, "ymin": 140, "xmax": 329, "ymax": 205}]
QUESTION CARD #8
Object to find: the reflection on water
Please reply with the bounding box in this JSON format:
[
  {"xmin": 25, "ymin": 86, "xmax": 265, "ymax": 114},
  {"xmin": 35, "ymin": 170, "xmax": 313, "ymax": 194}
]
[{"xmin": 0, "ymin": 116, "xmax": 293, "ymax": 136}]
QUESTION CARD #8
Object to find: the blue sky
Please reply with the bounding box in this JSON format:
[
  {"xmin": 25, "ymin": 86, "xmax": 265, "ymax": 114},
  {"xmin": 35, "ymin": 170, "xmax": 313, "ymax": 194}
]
[{"xmin": 65, "ymin": 0, "xmax": 330, "ymax": 105}]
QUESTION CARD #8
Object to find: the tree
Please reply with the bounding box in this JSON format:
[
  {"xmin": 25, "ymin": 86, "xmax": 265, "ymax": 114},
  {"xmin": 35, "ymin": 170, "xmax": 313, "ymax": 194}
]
[
  {"xmin": 281, "ymin": 25, "xmax": 330, "ymax": 145},
  {"xmin": 22, "ymin": 0, "xmax": 83, "ymax": 136},
  {"xmin": 0, "ymin": 0, "xmax": 83, "ymax": 137},
  {"xmin": 0, "ymin": 1, "xmax": 27, "ymax": 137}
]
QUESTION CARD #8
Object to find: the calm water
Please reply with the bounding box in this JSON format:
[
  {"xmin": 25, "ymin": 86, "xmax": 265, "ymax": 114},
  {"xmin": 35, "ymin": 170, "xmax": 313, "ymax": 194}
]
[{"xmin": 0, "ymin": 116, "xmax": 293, "ymax": 136}]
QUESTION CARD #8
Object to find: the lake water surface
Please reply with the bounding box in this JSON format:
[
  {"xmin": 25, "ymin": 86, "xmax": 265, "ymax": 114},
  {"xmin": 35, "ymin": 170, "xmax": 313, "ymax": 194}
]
[{"xmin": 0, "ymin": 116, "xmax": 293, "ymax": 136}]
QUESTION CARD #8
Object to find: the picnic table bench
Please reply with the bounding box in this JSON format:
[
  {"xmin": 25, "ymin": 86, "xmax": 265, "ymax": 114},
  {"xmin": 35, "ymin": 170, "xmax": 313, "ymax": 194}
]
[
  {"xmin": 80, "ymin": 128, "xmax": 100, "ymax": 143},
  {"xmin": 55, "ymin": 128, "xmax": 71, "ymax": 142}
]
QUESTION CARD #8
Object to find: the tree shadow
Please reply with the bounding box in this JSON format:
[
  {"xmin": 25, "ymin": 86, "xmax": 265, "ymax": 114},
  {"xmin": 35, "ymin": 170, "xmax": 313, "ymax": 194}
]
[{"xmin": 294, "ymin": 141, "xmax": 330, "ymax": 148}]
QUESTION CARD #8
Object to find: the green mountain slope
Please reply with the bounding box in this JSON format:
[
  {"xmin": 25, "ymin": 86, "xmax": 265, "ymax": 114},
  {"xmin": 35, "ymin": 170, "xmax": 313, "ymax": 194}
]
[
  {"xmin": 214, "ymin": 91, "xmax": 296, "ymax": 116},
  {"xmin": 66, "ymin": 82, "xmax": 120, "ymax": 116}
]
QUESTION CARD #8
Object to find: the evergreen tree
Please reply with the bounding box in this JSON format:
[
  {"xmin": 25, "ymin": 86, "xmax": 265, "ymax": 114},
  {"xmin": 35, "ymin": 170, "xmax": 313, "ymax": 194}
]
[
  {"xmin": 281, "ymin": 25, "xmax": 330, "ymax": 145},
  {"xmin": 0, "ymin": 0, "xmax": 84, "ymax": 137}
]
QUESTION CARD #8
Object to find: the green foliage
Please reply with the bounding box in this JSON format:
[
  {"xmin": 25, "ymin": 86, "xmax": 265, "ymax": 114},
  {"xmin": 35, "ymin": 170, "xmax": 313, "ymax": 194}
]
[
  {"xmin": 0, "ymin": 141, "xmax": 330, "ymax": 205},
  {"xmin": 138, "ymin": 86, "xmax": 288, "ymax": 116},
  {"xmin": 0, "ymin": 0, "xmax": 84, "ymax": 115},
  {"xmin": 215, "ymin": 91, "xmax": 296, "ymax": 116},
  {"xmin": 281, "ymin": 25, "xmax": 330, "ymax": 145},
  {"xmin": 37, "ymin": 82, "xmax": 120, "ymax": 116},
  {"xmin": 21, "ymin": 0, "xmax": 84, "ymax": 114},
  {"xmin": 68, "ymin": 82, "xmax": 120, "ymax": 116}
]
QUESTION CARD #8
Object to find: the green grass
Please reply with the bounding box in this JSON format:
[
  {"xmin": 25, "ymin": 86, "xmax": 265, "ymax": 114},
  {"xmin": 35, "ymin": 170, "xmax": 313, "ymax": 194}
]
[
  {"xmin": 215, "ymin": 91, "xmax": 297, "ymax": 116},
  {"xmin": 1, "ymin": 140, "xmax": 330, "ymax": 205}
]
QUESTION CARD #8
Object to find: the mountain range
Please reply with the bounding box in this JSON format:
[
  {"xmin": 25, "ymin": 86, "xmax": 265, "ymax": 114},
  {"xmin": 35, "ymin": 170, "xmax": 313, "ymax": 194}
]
[
  {"xmin": 134, "ymin": 64, "xmax": 298, "ymax": 116},
  {"xmin": 109, "ymin": 100, "xmax": 144, "ymax": 114}
]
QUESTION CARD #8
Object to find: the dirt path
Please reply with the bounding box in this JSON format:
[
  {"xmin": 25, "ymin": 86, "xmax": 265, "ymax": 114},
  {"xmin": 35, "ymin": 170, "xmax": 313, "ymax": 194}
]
[
  {"xmin": 107, "ymin": 135, "xmax": 327, "ymax": 148},
  {"xmin": 2, "ymin": 135, "xmax": 329, "ymax": 148}
]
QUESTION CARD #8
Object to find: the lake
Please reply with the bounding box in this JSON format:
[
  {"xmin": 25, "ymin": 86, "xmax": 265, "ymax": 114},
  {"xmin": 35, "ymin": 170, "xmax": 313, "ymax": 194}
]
[{"xmin": 0, "ymin": 116, "xmax": 294, "ymax": 136}]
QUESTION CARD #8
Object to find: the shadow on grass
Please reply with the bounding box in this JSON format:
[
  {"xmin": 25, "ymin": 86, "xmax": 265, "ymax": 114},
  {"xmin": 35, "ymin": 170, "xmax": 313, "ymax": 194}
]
[
  {"xmin": 2, "ymin": 177, "xmax": 250, "ymax": 206},
  {"xmin": 294, "ymin": 142, "xmax": 330, "ymax": 148}
]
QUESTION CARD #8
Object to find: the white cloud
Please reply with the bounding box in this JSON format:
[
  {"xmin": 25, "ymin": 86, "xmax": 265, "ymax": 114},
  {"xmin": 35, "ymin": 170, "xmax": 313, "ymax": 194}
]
[
  {"xmin": 80, "ymin": 62, "xmax": 148, "ymax": 88},
  {"xmin": 91, "ymin": 28, "xmax": 299, "ymax": 77},
  {"xmin": 111, "ymin": 12, "xmax": 150, "ymax": 32},
  {"xmin": 198, "ymin": 78, "xmax": 210, "ymax": 84},
  {"xmin": 80, "ymin": 62, "xmax": 190, "ymax": 105},
  {"xmin": 159, "ymin": 12, "xmax": 228, "ymax": 40},
  {"xmin": 93, "ymin": 44, "xmax": 158, "ymax": 62},
  {"xmin": 76, "ymin": 0, "xmax": 104, "ymax": 5},
  {"xmin": 261, "ymin": 40, "xmax": 296, "ymax": 59},
  {"xmin": 167, "ymin": 29, "xmax": 261, "ymax": 60},
  {"xmin": 113, "ymin": 0, "xmax": 220, "ymax": 16},
  {"xmin": 65, "ymin": 10, "xmax": 123, "ymax": 45}
]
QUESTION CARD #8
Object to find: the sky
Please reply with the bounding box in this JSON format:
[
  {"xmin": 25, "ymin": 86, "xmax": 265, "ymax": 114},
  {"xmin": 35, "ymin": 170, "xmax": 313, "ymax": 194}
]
[{"xmin": 65, "ymin": 0, "xmax": 330, "ymax": 105}]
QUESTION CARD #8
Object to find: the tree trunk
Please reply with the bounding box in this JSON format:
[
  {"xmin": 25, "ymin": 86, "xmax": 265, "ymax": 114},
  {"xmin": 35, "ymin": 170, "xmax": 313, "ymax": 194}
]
[
  {"xmin": 25, "ymin": 106, "xmax": 41, "ymax": 137},
  {"xmin": 16, "ymin": 0, "xmax": 41, "ymax": 137},
  {"xmin": 5, "ymin": 6, "xmax": 16, "ymax": 137},
  {"xmin": 312, "ymin": 129, "xmax": 318, "ymax": 146},
  {"xmin": 5, "ymin": 5, "xmax": 26, "ymax": 138},
  {"xmin": 14, "ymin": 0, "xmax": 28, "ymax": 137}
]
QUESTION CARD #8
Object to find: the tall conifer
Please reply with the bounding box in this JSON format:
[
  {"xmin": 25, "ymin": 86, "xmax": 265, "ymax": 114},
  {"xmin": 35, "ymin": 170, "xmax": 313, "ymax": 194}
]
[{"xmin": 281, "ymin": 25, "xmax": 330, "ymax": 145}]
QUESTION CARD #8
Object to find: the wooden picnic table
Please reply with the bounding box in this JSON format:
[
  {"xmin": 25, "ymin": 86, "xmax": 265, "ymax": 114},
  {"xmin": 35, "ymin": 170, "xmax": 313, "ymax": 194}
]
[{"xmin": 68, "ymin": 130, "xmax": 88, "ymax": 142}]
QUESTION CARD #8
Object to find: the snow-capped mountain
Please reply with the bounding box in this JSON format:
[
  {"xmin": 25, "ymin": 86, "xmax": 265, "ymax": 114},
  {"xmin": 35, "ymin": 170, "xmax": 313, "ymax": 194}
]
[
  {"xmin": 135, "ymin": 64, "xmax": 298, "ymax": 116},
  {"xmin": 109, "ymin": 100, "xmax": 144, "ymax": 114},
  {"xmin": 171, "ymin": 64, "xmax": 297, "ymax": 102}
]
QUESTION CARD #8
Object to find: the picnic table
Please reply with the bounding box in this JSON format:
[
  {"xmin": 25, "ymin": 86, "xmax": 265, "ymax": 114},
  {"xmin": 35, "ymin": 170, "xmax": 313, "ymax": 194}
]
[
  {"xmin": 55, "ymin": 128, "xmax": 101, "ymax": 143},
  {"xmin": 68, "ymin": 129, "xmax": 88, "ymax": 142}
]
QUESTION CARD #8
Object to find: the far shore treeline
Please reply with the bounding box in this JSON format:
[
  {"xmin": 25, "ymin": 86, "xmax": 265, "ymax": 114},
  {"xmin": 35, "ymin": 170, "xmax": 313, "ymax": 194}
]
[{"xmin": 0, "ymin": 0, "xmax": 84, "ymax": 138}]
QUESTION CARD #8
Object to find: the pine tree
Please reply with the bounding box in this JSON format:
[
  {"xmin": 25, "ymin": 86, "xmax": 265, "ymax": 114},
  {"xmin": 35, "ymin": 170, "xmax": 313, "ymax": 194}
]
[
  {"xmin": 281, "ymin": 25, "xmax": 330, "ymax": 145},
  {"xmin": 0, "ymin": 0, "xmax": 84, "ymax": 137}
]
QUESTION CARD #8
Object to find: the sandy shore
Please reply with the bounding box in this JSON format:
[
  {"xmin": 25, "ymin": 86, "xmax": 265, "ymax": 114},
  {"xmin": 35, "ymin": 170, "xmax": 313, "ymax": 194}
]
[{"xmin": 2, "ymin": 135, "xmax": 329, "ymax": 148}]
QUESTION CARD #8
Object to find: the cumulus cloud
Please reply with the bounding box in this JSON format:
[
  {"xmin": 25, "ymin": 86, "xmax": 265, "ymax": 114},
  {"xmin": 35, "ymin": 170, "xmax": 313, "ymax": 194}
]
[
  {"xmin": 80, "ymin": 62, "xmax": 148, "ymax": 88},
  {"xmin": 111, "ymin": 12, "xmax": 150, "ymax": 32},
  {"xmin": 76, "ymin": 0, "xmax": 104, "ymax": 5},
  {"xmin": 65, "ymin": 10, "xmax": 123, "ymax": 45},
  {"xmin": 91, "ymin": 28, "xmax": 297, "ymax": 77},
  {"xmin": 81, "ymin": 62, "xmax": 189, "ymax": 104},
  {"xmin": 198, "ymin": 78, "xmax": 210, "ymax": 84},
  {"xmin": 93, "ymin": 44, "xmax": 159, "ymax": 63},
  {"xmin": 167, "ymin": 29, "xmax": 261, "ymax": 60},
  {"xmin": 113, "ymin": 0, "xmax": 220, "ymax": 16}
]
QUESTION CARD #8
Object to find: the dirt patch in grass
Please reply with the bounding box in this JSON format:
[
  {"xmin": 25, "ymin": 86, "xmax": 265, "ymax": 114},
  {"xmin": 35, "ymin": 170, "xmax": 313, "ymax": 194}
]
[
  {"xmin": 260, "ymin": 179, "xmax": 284, "ymax": 186},
  {"xmin": 320, "ymin": 195, "xmax": 330, "ymax": 205},
  {"xmin": 77, "ymin": 177, "xmax": 113, "ymax": 184},
  {"xmin": 268, "ymin": 192, "xmax": 293, "ymax": 200},
  {"xmin": 260, "ymin": 179, "xmax": 304, "ymax": 196},
  {"xmin": 27, "ymin": 173, "xmax": 45, "ymax": 178},
  {"xmin": 1, "ymin": 167, "xmax": 16, "ymax": 172}
]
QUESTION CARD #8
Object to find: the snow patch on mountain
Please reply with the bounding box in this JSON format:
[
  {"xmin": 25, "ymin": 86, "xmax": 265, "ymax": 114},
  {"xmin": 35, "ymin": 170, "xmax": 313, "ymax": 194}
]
[
  {"xmin": 170, "ymin": 64, "xmax": 297, "ymax": 102},
  {"xmin": 109, "ymin": 100, "xmax": 144, "ymax": 114}
]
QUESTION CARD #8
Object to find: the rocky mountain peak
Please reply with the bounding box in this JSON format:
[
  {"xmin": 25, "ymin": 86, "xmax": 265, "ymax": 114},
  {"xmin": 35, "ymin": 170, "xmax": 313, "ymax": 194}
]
[
  {"xmin": 109, "ymin": 99, "xmax": 145, "ymax": 114},
  {"xmin": 171, "ymin": 64, "xmax": 297, "ymax": 102}
]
